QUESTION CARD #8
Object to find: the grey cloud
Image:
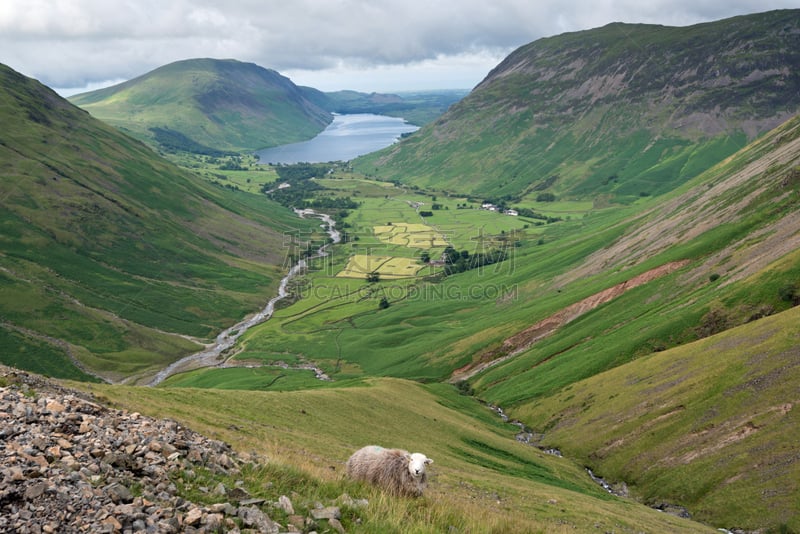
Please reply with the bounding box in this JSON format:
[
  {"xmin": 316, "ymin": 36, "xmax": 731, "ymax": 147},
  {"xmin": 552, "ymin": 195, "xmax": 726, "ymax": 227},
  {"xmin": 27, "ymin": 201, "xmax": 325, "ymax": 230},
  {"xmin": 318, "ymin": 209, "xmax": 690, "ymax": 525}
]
[{"xmin": 1, "ymin": 0, "xmax": 796, "ymax": 91}]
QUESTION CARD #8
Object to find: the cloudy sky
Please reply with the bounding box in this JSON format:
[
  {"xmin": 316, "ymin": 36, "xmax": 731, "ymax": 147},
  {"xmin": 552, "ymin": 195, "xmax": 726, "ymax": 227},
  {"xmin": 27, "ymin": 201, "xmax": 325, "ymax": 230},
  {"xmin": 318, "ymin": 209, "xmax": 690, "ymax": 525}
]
[{"xmin": 1, "ymin": 1, "xmax": 797, "ymax": 96}]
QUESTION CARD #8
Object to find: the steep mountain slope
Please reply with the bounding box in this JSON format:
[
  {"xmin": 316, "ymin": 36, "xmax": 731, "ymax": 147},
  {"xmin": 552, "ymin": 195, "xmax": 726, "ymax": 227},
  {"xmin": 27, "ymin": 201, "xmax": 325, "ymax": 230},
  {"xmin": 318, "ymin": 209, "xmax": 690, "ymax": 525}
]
[
  {"xmin": 356, "ymin": 9, "xmax": 800, "ymax": 202},
  {"xmin": 515, "ymin": 305, "xmax": 800, "ymax": 531},
  {"xmin": 0, "ymin": 64, "xmax": 320, "ymax": 383},
  {"xmin": 69, "ymin": 58, "xmax": 332, "ymax": 152},
  {"xmin": 456, "ymin": 113, "xmax": 800, "ymax": 531}
]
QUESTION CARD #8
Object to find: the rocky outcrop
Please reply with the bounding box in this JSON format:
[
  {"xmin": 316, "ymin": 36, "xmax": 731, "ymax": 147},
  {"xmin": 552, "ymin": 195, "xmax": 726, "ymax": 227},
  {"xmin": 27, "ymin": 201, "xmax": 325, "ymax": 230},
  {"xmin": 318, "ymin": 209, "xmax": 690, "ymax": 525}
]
[{"xmin": 0, "ymin": 366, "xmax": 363, "ymax": 533}]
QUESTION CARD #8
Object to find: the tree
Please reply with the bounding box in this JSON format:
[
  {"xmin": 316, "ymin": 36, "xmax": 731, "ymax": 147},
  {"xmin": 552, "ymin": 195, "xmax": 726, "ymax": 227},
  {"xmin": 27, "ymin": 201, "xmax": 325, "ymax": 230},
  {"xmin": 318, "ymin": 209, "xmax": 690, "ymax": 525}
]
[
  {"xmin": 378, "ymin": 296, "xmax": 390, "ymax": 309},
  {"xmin": 366, "ymin": 271, "xmax": 380, "ymax": 283},
  {"xmin": 779, "ymin": 283, "xmax": 799, "ymax": 305}
]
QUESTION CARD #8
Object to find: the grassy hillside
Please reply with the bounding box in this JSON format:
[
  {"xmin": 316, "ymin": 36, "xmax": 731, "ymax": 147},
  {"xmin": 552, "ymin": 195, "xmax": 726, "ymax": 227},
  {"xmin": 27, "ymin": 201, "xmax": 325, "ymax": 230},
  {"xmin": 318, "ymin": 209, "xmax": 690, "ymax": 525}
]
[
  {"xmin": 0, "ymin": 64, "xmax": 322, "ymax": 383},
  {"xmin": 69, "ymin": 58, "xmax": 332, "ymax": 152},
  {"xmin": 356, "ymin": 10, "xmax": 800, "ymax": 203},
  {"xmin": 512, "ymin": 304, "xmax": 800, "ymax": 532},
  {"xmin": 469, "ymin": 114, "xmax": 800, "ymax": 403},
  {"xmin": 73, "ymin": 377, "xmax": 717, "ymax": 533}
]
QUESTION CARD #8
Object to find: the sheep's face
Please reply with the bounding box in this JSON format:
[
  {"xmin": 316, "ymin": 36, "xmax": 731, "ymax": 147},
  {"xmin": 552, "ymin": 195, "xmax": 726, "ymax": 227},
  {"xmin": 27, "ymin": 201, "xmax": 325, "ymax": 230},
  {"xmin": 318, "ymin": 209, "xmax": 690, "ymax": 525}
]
[{"xmin": 407, "ymin": 453, "xmax": 433, "ymax": 478}]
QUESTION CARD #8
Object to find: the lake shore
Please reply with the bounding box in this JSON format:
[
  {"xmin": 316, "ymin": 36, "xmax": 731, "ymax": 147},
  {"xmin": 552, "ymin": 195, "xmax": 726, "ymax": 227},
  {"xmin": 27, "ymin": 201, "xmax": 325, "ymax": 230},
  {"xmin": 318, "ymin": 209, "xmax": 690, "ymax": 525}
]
[{"xmin": 255, "ymin": 113, "xmax": 417, "ymax": 164}]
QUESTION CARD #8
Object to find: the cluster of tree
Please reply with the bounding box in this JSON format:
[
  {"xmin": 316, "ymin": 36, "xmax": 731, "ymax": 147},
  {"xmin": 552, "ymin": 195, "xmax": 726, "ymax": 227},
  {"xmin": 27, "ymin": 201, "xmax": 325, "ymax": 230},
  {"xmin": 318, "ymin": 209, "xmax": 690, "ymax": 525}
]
[
  {"xmin": 514, "ymin": 207, "xmax": 562, "ymax": 223},
  {"xmin": 149, "ymin": 127, "xmax": 235, "ymax": 157},
  {"xmin": 305, "ymin": 196, "xmax": 360, "ymax": 210},
  {"xmin": 261, "ymin": 163, "xmax": 359, "ymax": 211},
  {"xmin": 272, "ymin": 163, "xmax": 333, "ymax": 182},
  {"xmin": 218, "ymin": 159, "xmax": 248, "ymax": 171},
  {"xmin": 441, "ymin": 246, "xmax": 507, "ymax": 275},
  {"xmin": 269, "ymin": 188, "xmax": 359, "ymax": 211}
]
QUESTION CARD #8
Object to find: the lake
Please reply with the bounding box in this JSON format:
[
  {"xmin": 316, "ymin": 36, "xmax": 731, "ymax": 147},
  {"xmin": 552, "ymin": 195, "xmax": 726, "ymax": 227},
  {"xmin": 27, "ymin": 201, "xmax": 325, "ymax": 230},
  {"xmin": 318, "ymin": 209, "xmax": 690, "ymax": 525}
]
[{"xmin": 255, "ymin": 113, "xmax": 419, "ymax": 164}]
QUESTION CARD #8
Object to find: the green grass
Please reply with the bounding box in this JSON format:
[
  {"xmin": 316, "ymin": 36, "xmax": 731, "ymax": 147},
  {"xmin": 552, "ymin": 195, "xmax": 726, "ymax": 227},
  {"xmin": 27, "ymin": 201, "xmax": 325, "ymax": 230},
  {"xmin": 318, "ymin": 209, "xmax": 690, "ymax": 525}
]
[
  {"xmin": 159, "ymin": 366, "xmax": 347, "ymax": 391},
  {"xmin": 5, "ymin": 27, "xmax": 800, "ymax": 531},
  {"xmin": 511, "ymin": 305, "xmax": 800, "ymax": 532},
  {"xmin": 70, "ymin": 377, "xmax": 716, "ymax": 533}
]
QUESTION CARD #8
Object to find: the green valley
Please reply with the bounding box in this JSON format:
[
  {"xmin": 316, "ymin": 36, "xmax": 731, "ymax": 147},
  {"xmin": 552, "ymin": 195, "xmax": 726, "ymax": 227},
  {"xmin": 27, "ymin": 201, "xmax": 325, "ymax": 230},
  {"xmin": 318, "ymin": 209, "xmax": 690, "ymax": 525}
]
[
  {"xmin": 150, "ymin": 112, "xmax": 800, "ymax": 530},
  {"xmin": 0, "ymin": 64, "xmax": 324, "ymax": 384},
  {"xmin": 2, "ymin": 8, "xmax": 800, "ymax": 533}
]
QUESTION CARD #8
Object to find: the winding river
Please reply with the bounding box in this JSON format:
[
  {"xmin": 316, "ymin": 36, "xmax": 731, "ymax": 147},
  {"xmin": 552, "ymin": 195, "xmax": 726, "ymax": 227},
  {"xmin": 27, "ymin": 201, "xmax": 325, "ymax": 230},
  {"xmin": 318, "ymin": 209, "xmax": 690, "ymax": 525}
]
[{"xmin": 148, "ymin": 209, "xmax": 340, "ymax": 386}]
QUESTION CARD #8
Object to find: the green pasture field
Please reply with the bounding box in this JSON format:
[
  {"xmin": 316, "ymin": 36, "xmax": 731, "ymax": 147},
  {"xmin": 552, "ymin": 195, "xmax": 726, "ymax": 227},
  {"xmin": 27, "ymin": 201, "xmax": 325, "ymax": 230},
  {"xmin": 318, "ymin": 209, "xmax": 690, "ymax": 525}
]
[
  {"xmin": 342, "ymin": 191, "xmax": 534, "ymax": 252},
  {"xmin": 165, "ymin": 153, "xmax": 280, "ymax": 194},
  {"xmin": 159, "ymin": 365, "xmax": 346, "ymax": 390},
  {"xmin": 313, "ymin": 176, "xmax": 397, "ymax": 196},
  {"xmin": 373, "ymin": 223, "xmax": 449, "ymax": 248},
  {"xmin": 419, "ymin": 208, "xmax": 531, "ymax": 250},
  {"xmin": 337, "ymin": 255, "xmax": 428, "ymax": 279}
]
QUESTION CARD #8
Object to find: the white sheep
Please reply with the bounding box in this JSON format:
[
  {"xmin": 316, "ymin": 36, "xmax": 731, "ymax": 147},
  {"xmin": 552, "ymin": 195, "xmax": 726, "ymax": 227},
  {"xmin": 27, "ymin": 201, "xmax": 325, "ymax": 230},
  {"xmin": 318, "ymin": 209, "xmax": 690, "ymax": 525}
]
[{"xmin": 345, "ymin": 445, "xmax": 433, "ymax": 497}]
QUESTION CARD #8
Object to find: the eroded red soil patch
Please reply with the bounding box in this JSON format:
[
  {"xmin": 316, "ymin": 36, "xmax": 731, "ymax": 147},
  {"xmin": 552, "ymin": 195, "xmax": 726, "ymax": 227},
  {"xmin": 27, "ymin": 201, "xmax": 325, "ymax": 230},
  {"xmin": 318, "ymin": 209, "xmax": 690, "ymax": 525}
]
[{"xmin": 451, "ymin": 260, "xmax": 690, "ymax": 382}]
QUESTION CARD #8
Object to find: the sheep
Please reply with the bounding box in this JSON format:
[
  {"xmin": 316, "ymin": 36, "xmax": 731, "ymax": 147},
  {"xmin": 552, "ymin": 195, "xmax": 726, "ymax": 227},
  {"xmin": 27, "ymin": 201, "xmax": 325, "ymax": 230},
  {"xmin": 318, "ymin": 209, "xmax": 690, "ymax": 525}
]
[{"xmin": 345, "ymin": 445, "xmax": 433, "ymax": 497}]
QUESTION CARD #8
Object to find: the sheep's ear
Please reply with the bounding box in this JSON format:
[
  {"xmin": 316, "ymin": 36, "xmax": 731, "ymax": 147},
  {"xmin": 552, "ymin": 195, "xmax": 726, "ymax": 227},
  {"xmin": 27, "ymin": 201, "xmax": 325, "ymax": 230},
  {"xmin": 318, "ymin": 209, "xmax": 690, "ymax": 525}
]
[
  {"xmin": 404, "ymin": 453, "xmax": 412, "ymax": 460},
  {"xmin": 425, "ymin": 457, "xmax": 433, "ymax": 464}
]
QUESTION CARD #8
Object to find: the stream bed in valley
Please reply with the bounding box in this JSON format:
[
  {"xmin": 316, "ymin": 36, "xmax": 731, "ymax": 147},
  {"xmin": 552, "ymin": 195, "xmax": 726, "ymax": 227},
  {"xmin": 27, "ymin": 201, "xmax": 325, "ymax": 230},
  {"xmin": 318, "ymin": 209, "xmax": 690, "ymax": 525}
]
[{"xmin": 148, "ymin": 209, "xmax": 340, "ymax": 386}]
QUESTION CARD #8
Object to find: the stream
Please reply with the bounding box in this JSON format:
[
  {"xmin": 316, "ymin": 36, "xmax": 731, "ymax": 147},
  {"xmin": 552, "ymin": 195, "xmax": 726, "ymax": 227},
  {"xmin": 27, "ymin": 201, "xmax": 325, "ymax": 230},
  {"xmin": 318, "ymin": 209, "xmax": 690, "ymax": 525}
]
[
  {"xmin": 148, "ymin": 209, "xmax": 340, "ymax": 386},
  {"xmin": 485, "ymin": 403, "xmax": 704, "ymax": 521}
]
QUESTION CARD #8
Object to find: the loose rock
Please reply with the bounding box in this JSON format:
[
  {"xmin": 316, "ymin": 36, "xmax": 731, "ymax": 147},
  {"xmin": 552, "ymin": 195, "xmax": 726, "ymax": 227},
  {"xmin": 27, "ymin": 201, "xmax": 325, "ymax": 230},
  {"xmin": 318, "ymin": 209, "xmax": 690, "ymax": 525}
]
[{"xmin": 0, "ymin": 365, "xmax": 364, "ymax": 533}]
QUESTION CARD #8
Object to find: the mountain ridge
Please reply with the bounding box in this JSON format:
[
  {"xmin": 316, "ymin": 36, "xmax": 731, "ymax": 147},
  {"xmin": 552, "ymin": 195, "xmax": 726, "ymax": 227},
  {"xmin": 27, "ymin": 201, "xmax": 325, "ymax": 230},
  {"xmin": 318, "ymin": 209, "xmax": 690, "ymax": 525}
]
[
  {"xmin": 69, "ymin": 58, "xmax": 333, "ymax": 152},
  {"xmin": 356, "ymin": 9, "xmax": 800, "ymax": 202}
]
